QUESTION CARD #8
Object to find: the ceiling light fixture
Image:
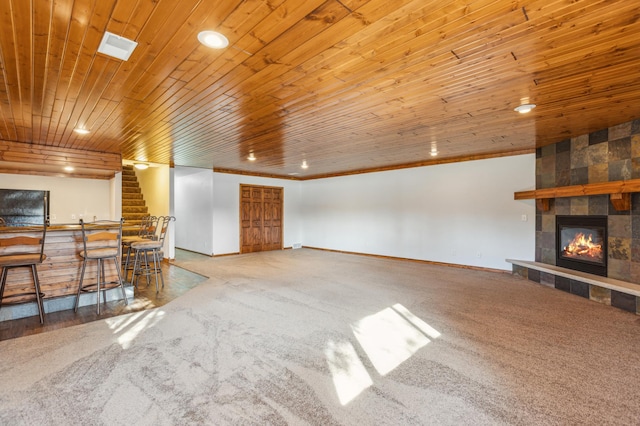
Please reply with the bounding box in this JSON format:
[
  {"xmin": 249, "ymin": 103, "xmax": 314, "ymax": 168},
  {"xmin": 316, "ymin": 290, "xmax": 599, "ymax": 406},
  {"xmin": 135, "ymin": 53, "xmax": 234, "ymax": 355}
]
[
  {"xmin": 198, "ymin": 31, "xmax": 229, "ymax": 49},
  {"xmin": 430, "ymin": 140, "xmax": 438, "ymax": 157},
  {"xmin": 514, "ymin": 103, "xmax": 536, "ymax": 114},
  {"xmin": 74, "ymin": 128, "xmax": 90, "ymax": 135},
  {"xmin": 64, "ymin": 166, "xmax": 74, "ymax": 172},
  {"xmin": 134, "ymin": 163, "xmax": 149, "ymax": 170},
  {"xmin": 97, "ymin": 31, "xmax": 138, "ymax": 61},
  {"xmin": 301, "ymin": 160, "xmax": 309, "ymax": 169},
  {"xmin": 247, "ymin": 152, "xmax": 256, "ymax": 161}
]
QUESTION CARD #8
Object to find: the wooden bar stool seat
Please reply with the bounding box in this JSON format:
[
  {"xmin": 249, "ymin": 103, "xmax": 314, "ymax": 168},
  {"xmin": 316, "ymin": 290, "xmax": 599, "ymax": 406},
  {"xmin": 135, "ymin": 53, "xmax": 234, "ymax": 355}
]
[{"xmin": 0, "ymin": 223, "xmax": 47, "ymax": 323}]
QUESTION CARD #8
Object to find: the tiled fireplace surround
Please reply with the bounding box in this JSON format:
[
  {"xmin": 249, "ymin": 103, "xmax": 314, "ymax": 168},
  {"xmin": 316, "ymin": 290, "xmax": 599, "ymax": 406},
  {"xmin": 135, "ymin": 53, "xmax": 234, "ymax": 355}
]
[{"xmin": 512, "ymin": 118, "xmax": 640, "ymax": 315}]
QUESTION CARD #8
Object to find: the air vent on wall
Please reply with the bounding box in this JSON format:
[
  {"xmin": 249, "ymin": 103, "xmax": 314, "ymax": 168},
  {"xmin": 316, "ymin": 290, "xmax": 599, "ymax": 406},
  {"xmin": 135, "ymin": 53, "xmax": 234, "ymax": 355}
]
[{"xmin": 97, "ymin": 32, "xmax": 138, "ymax": 61}]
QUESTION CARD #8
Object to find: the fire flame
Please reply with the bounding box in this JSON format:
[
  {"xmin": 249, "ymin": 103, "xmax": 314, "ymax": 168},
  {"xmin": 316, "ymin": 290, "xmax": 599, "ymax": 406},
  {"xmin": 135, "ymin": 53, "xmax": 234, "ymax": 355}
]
[{"xmin": 563, "ymin": 232, "xmax": 602, "ymax": 259}]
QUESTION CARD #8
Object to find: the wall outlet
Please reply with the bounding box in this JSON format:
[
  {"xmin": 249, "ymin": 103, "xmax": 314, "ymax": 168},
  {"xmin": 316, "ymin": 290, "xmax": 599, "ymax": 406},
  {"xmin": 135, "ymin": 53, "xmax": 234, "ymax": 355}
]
[
  {"xmin": 476, "ymin": 251, "xmax": 482, "ymax": 258},
  {"xmin": 521, "ymin": 214, "xmax": 528, "ymax": 222},
  {"xmin": 71, "ymin": 214, "xmax": 76, "ymax": 220}
]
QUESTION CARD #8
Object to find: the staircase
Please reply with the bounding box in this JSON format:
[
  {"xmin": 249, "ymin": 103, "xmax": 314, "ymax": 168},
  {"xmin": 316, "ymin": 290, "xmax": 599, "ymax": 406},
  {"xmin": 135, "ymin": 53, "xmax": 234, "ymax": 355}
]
[{"xmin": 122, "ymin": 165, "xmax": 149, "ymax": 236}]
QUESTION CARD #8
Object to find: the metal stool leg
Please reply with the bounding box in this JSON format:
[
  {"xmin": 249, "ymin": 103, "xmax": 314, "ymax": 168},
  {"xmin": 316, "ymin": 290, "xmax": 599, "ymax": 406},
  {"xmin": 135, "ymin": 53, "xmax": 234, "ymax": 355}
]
[
  {"xmin": 131, "ymin": 249, "xmax": 141, "ymax": 289},
  {"xmin": 75, "ymin": 259, "xmax": 87, "ymax": 312},
  {"xmin": 152, "ymin": 249, "xmax": 164, "ymax": 292},
  {"xmin": 96, "ymin": 258, "xmax": 102, "ymax": 315},
  {"xmin": 0, "ymin": 266, "xmax": 45, "ymax": 323},
  {"xmin": 31, "ymin": 264, "xmax": 45, "ymax": 324},
  {"xmin": 113, "ymin": 257, "xmax": 128, "ymax": 305},
  {"xmin": 142, "ymin": 250, "xmax": 151, "ymax": 286},
  {"xmin": 0, "ymin": 268, "xmax": 7, "ymax": 317},
  {"xmin": 122, "ymin": 243, "xmax": 133, "ymax": 282}
]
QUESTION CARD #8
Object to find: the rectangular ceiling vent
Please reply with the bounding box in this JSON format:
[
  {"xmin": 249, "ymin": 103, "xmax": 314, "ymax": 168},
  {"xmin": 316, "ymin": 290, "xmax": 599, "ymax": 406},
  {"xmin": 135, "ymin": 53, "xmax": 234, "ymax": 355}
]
[{"xmin": 97, "ymin": 31, "xmax": 138, "ymax": 61}]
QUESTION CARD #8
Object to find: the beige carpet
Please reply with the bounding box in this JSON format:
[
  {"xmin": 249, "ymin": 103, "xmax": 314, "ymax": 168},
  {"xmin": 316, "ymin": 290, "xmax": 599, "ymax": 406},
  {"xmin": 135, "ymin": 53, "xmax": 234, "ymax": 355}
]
[{"xmin": 1, "ymin": 248, "xmax": 639, "ymax": 425}]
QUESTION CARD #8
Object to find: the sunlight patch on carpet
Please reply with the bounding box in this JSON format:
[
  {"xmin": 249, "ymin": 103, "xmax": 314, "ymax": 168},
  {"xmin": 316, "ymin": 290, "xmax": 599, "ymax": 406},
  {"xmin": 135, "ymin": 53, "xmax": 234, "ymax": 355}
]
[
  {"xmin": 105, "ymin": 309, "xmax": 166, "ymax": 349},
  {"xmin": 105, "ymin": 310, "xmax": 147, "ymax": 334},
  {"xmin": 351, "ymin": 304, "xmax": 440, "ymax": 376},
  {"xmin": 325, "ymin": 340, "xmax": 373, "ymax": 405},
  {"xmin": 391, "ymin": 303, "xmax": 441, "ymax": 339}
]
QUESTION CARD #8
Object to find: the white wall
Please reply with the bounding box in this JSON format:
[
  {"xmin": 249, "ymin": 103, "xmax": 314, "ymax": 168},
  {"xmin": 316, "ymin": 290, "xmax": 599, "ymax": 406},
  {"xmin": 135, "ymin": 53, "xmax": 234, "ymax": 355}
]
[
  {"xmin": 0, "ymin": 173, "xmax": 114, "ymax": 224},
  {"xmin": 136, "ymin": 165, "xmax": 170, "ymax": 217},
  {"xmin": 168, "ymin": 168, "xmax": 176, "ymax": 260},
  {"xmin": 2, "ymin": 154, "xmax": 535, "ymax": 270},
  {"xmin": 111, "ymin": 172, "xmax": 122, "ymax": 221},
  {"xmin": 174, "ymin": 167, "xmax": 215, "ymax": 255},
  {"xmin": 173, "ymin": 169, "xmax": 303, "ymax": 256},
  {"xmin": 212, "ymin": 173, "xmax": 303, "ymax": 255},
  {"xmin": 136, "ymin": 165, "xmax": 175, "ymax": 258},
  {"xmin": 301, "ymin": 154, "xmax": 536, "ymax": 270}
]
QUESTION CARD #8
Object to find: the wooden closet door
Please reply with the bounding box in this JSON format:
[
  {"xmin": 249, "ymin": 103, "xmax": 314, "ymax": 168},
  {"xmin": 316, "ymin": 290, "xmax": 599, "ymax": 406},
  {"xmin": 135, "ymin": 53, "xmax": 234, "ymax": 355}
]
[
  {"xmin": 262, "ymin": 187, "xmax": 282, "ymax": 251},
  {"xmin": 240, "ymin": 185, "xmax": 263, "ymax": 253},
  {"xmin": 240, "ymin": 184, "xmax": 283, "ymax": 253}
]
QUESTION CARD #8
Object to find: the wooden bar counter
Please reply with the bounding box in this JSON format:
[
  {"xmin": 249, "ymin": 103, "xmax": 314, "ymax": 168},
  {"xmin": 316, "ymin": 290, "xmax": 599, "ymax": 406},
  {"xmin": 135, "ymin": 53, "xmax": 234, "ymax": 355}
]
[{"xmin": 0, "ymin": 223, "xmax": 126, "ymax": 308}]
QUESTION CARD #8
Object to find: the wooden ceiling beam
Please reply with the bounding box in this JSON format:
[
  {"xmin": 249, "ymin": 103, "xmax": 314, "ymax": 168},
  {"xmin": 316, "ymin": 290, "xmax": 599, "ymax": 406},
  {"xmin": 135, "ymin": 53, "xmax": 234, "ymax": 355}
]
[{"xmin": 0, "ymin": 139, "xmax": 121, "ymax": 171}]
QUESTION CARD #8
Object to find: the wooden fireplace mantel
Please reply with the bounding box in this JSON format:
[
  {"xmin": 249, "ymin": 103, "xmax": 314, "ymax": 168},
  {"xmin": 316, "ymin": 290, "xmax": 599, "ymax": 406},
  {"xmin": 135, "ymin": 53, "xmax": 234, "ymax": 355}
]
[{"xmin": 513, "ymin": 178, "xmax": 640, "ymax": 211}]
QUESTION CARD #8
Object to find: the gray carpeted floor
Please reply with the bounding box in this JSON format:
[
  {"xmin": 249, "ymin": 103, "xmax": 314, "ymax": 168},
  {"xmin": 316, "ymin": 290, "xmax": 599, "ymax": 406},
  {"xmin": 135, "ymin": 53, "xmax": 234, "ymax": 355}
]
[{"xmin": 1, "ymin": 248, "xmax": 639, "ymax": 425}]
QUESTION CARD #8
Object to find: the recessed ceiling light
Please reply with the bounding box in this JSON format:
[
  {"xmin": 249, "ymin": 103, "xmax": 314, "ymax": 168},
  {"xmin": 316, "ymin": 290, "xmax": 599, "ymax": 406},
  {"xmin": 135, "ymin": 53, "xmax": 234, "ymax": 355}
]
[
  {"xmin": 134, "ymin": 163, "xmax": 149, "ymax": 170},
  {"xmin": 198, "ymin": 31, "xmax": 229, "ymax": 49},
  {"xmin": 247, "ymin": 152, "xmax": 256, "ymax": 161},
  {"xmin": 64, "ymin": 166, "xmax": 74, "ymax": 172},
  {"xmin": 301, "ymin": 160, "xmax": 309, "ymax": 169},
  {"xmin": 74, "ymin": 128, "xmax": 90, "ymax": 135},
  {"xmin": 430, "ymin": 141, "xmax": 438, "ymax": 157},
  {"xmin": 514, "ymin": 103, "xmax": 536, "ymax": 113},
  {"xmin": 97, "ymin": 31, "xmax": 138, "ymax": 61}
]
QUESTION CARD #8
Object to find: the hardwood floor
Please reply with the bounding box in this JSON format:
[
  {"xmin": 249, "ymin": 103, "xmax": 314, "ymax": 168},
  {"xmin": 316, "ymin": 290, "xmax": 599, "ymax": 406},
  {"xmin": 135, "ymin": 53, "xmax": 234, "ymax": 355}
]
[{"xmin": 0, "ymin": 249, "xmax": 209, "ymax": 341}]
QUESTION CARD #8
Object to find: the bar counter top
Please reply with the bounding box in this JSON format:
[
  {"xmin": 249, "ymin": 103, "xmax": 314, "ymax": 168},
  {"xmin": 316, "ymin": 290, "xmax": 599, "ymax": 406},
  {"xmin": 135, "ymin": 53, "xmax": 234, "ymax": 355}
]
[{"xmin": 0, "ymin": 222, "xmax": 137, "ymax": 233}]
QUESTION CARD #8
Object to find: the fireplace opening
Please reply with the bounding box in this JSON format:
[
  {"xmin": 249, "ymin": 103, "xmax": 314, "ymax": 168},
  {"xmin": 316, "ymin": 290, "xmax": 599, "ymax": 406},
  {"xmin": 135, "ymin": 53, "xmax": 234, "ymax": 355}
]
[{"xmin": 556, "ymin": 215, "xmax": 607, "ymax": 276}]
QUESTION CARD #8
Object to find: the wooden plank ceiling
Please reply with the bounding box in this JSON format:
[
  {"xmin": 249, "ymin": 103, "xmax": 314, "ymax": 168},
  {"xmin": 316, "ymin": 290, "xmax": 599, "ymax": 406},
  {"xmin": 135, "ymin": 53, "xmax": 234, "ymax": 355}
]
[{"xmin": 0, "ymin": 0, "xmax": 639, "ymax": 179}]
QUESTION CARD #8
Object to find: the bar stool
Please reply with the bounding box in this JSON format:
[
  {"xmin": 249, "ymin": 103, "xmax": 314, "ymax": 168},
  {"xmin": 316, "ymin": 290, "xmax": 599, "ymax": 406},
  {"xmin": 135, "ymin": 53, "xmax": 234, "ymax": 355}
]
[
  {"xmin": 122, "ymin": 215, "xmax": 157, "ymax": 282},
  {"xmin": 130, "ymin": 216, "xmax": 175, "ymax": 292},
  {"xmin": 0, "ymin": 223, "xmax": 47, "ymax": 323},
  {"xmin": 75, "ymin": 219, "xmax": 128, "ymax": 315}
]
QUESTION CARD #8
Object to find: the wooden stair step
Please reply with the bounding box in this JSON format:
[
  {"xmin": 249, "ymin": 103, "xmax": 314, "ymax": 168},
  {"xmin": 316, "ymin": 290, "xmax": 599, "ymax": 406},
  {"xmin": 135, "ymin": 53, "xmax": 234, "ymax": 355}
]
[
  {"xmin": 123, "ymin": 214, "xmax": 148, "ymax": 221},
  {"xmin": 121, "ymin": 164, "xmax": 148, "ymax": 228},
  {"xmin": 123, "ymin": 206, "xmax": 149, "ymax": 213}
]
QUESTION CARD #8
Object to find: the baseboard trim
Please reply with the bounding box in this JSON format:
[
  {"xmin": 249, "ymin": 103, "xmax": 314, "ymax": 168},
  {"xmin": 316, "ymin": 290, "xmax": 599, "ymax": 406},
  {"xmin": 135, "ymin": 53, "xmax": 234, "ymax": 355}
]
[
  {"xmin": 182, "ymin": 245, "xmax": 507, "ymax": 274},
  {"xmin": 213, "ymin": 252, "xmax": 240, "ymax": 258},
  {"xmin": 303, "ymin": 246, "xmax": 509, "ymax": 274},
  {"xmin": 174, "ymin": 247, "xmax": 214, "ymax": 257}
]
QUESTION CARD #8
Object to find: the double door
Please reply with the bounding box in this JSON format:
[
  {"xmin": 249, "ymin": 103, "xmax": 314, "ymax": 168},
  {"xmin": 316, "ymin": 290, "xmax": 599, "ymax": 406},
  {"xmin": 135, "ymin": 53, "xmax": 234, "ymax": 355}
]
[{"xmin": 240, "ymin": 184, "xmax": 283, "ymax": 253}]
